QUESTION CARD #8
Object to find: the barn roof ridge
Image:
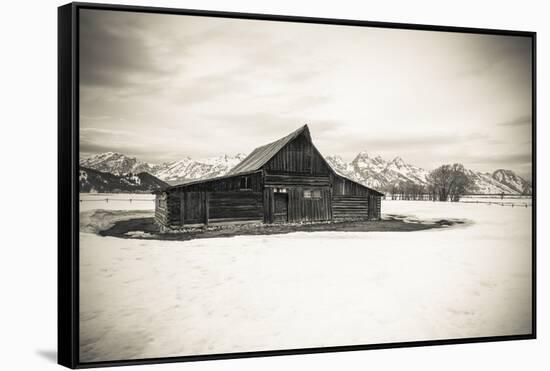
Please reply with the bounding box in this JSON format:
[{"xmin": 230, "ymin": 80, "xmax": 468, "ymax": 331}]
[{"xmin": 227, "ymin": 124, "xmax": 310, "ymax": 175}]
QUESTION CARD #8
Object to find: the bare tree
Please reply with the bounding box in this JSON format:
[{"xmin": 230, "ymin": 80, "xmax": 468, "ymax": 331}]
[{"xmin": 427, "ymin": 163, "xmax": 472, "ymax": 202}]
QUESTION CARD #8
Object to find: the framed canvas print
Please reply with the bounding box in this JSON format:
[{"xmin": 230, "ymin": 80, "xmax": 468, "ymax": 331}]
[{"xmin": 58, "ymin": 2, "xmax": 536, "ymax": 368}]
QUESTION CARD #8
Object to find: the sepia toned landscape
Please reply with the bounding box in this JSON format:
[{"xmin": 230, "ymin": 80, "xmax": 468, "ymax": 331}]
[{"xmin": 78, "ymin": 8, "xmax": 533, "ymax": 363}]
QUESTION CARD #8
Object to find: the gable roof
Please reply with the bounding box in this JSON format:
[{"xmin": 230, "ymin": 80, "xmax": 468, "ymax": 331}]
[
  {"xmin": 227, "ymin": 124, "xmax": 383, "ymax": 195},
  {"xmin": 228, "ymin": 125, "xmax": 311, "ymax": 175}
]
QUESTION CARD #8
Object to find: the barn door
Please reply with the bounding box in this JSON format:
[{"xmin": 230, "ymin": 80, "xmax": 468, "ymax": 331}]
[
  {"xmin": 368, "ymin": 195, "xmax": 376, "ymax": 219},
  {"xmin": 184, "ymin": 191, "xmax": 205, "ymax": 224},
  {"xmin": 273, "ymin": 193, "xmax": 288, "ymax": 223}
]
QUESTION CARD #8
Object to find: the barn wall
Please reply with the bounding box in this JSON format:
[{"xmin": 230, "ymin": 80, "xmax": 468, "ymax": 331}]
[
  {"xmin": 264, "ymin": 173, "xmax": 330, "ymax": 187},
  {"xmin": 154, "ymin": 193, "xmax": 168, "ymax": 226},
  {"xmin": 290, "ymin": 187, "xmax": 332, "ymax": 222},
  {"xmin": 332, "ymin": 195, "xmax": 369, "ymax": 220},
  {"xmin": 154, "ymin": 192, "xmax": 182, "ymax": 227},
  {"xmin": 264, "ymin": 186, "xmax": 331, "ymax": 223},
  {"xmin": 181, "ymin": 191, "xmax": 205, "ymax": 224},
  {"xmin": 332, "ymin": 175, "xmax": 383, "ymax": 220},
  {"xmin": 333, "ymin": 175, "xmax": 371, "ymax": 196},
  {"xmin": 369, "ymin": 195, "xmax": 382, "ymax": 220},
  {"xmin": 159, "ymin": 172, "xmax": 264, "ymax": 226},
  {"xmin": 263, "ymin": 188, "xmax": 274, "ymax": 224},
  {"xmin": 174, "ymin": 172, "xmax": 262, "ymax": 193},
  {"xmin": 263, "ymin": 133, "xmax": 331, "ymax": 175},
  {"xmin": 208, "ymin": 191, "xmax": 263, "ymax": 223},
  {"xmin": 161, "ymin": 189, "xmax": 264, "ymax": 226}
]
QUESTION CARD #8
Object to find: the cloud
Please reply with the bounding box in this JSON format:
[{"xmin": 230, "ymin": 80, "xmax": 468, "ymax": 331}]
[
  {"xmin": 462, "ymin": 152, "xmax": 532, "ymax": 166},
  {"xmin": 80, "ymin": 10, "xmax": 173, "ymax": 88},
  {"xmin": 457, "ymin": 34, "xmax": 532, "ymax": 78},
  {"xmin": 78, "ymin": 10, "xmax": 533, "ymax": 179},
  {"xmin": 498, "ymin": 114, "xmax": 532, "ymax": 127},
  {"xmin": 170, "ymin": 70, "xmax": 252, "ymax": 105}
]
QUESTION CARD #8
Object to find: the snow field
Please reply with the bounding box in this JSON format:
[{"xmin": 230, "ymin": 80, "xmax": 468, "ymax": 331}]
[{"xmin": 79, "ymin": 197, "xmax": 532, "ymax": 362}]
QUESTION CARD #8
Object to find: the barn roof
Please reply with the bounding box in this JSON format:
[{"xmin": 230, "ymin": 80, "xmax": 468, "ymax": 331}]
[
  {"xmin": 228, "ymin": 124, "xmax": 311, "ymax": 175},
  {"xmin": 158, "ymin": 169, "xmax": 261, "ymax": 192}
]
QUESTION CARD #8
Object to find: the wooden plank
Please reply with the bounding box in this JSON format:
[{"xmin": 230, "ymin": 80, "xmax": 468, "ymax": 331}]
[
  {"xmin": 205, "ymin": 192, "xmax": 209, "ymax": 225},
  {"xmin": 269, "ymin": 188, "xmax": 275, "ymax": 224},
  {"xmin": 263, "ymin": 189, "xmax": 269, "ymax": 223},
  {"xmin": 263, "ymin": 133, "xmax": 331, "ymax": 175},
  {"xmin": 264, "ymin": 173, "xmax": 330, "ymax": 187},
  {"xmin": 209, "ymin": 219, "xmax": 263, "ymax": 226},
  {"xmin": 209, "ymin": 217, "xmax": 263, "ymax": 222},
  {"xmin": 180, "ymin": 193, "xmax": 184, "ymax": 226}
]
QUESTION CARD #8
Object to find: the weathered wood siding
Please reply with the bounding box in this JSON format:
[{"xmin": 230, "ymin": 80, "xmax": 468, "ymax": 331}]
[
  {"xmin": 208, "ymin": 191, "xmax": 263, "ymax": 223},
  {"xmin": 333, "ymin": 175, "xmax": 370, "ymax": 196},
  {"xmin": 264, "ymin": 186, "xmax": 331, "ymax": 223},
  {"xmin": 263, "ymin": 133, "xmax": 331, "ymax": 175},
  {"xmin": 154, "ymin": 192, "xmax": 182, "ymax": 227},
  {"xmin": 154, "ymin": 193, "xmax": 168, "ymax": 226},
  {"xmin": 369, "ymin": 195, "xmax": 382, "ymax": 220},
  {"xmin": 332, "ymin": 195, "xmax": 369, "ymax": 220},
  {"xmin": 173, "ymin": 172, "xmax": 262, "ymax": 192},
  {"xmin": 159, "ymin": 172, "xmax": 264, "ymax": 226},
  {"xmin": 160, "ymin": 189, "xmax": 263, "ymax": 226},
  {"xmin": 264, "ymin": 173, "xmax": 330, "ymax": 187},
  {"xmin": 182, "ymin": 191, "xmax": 206, "ymax": 224},
  {"xmin": 332, "ymin": 175, "xmax": 382, "ymax": 220}
]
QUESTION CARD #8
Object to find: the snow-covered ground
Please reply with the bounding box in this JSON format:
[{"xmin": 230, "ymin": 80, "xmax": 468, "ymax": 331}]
[
  {"xmin": 460, "ymin": 195, "xmax": 532, "ymax": 206},
  {"xmin": 79, "ymin": 193, "xmax": 155, "ymax": 212},
  {"xmin": 79, "ymin": 196, "xmax": 532, "ymax": 362}
]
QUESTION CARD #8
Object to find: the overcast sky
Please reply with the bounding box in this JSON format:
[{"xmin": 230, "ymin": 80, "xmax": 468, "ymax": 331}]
[{"xmin": 79, "ymin": 9, "xmax": 533, "ymax": 179}]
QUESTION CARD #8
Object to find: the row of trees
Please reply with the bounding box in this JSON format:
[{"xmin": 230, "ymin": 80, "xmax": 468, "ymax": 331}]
[
  {"xmin": 382, "ymin": 181, "xmax": 429, "ymax": 200},
  {"xmin": 382, "ymin": 163, "xmax": 473, "ymax": 202}
]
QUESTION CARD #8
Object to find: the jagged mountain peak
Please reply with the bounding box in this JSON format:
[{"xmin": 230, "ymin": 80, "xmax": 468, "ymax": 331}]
[
  {"xmin": 82, "ymin": 151, "xmax": 532, "ymax": 195},
  {"xmin": 493, "ymin": 169, "xmax": 515, "ymax": 178},
  {"xmin": 325, "ymin": 154, "xmax": 345, "ymax": 163},
  {"xmin": 326, "ymin": 153, "xmax": 531, "ymax": 195},
  {"xmin": 80, "ymin": 152, "xmax": 158, "ymax": 176},
  {"xmin": 152, "ymin": 153, "xmax": 249, "ymax": 185},
  {"xmin": 390, "ymin": 156, "xmax": 405, "ymax": 166},
  {"xmin": 491, "ymin": 169, "xmax": 532, "ymax": 194},
  {"xmin": 353, "ymin": 151, "xmax": 370, "ymax": 161}
]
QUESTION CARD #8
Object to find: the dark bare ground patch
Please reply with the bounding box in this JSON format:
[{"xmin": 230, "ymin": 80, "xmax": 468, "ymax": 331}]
[{"xmin": 99, "ymin": 215, "xmax": 469, "ymax": 241}]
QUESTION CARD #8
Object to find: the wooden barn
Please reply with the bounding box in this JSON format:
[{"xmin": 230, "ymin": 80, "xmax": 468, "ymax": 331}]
[{"xmin": 154, "ymin": 125, "xmax": 383, "ymax": 228}]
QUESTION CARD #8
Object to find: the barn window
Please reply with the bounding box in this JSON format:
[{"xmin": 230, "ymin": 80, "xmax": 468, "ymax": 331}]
[
  {"xmin": 303, "ymin": 189, "xmax": 322, "ymax": 199},
  {"xmin": 240, "ymin": 176, "xmax": 251, "ymax": 190}
]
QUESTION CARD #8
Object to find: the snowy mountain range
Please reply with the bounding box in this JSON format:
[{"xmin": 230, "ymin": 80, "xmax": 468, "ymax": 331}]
[
  {"xmin": 326, "ymin": 153, "xmax": 431, "ymax": 190},
  {"xmin": 79, "ymin": 152, "xmax": 247, "ymax": 185},
  {"xmin": 80, "ymin": 152, "xmax": 532, "ymax": 195},
  {"xmin": 154, "ymin": 154, "xmax": 248, "ymax": 185},
  {"xmin": 79, "ymin": 166, "xmax": 169, "ymax": 193},
  {"xmin": 80, "ymin": 152, "xmax": 160, "ymax": 175},
  {"xmin": 325, "ymin": 153, "xmax": 532, "ymax": 195}
]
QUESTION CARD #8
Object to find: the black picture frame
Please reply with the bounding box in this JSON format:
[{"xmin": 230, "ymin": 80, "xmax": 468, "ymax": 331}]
[{"xmin": 58, "ymin": 2, "xmax": 537, "ymax": 369}]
